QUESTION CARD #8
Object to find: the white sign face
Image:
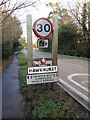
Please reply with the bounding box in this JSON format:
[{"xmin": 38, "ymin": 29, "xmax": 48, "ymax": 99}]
[
  {"xmin": 36, "ymin": 20, "xmax": 51, "ymax": 36},
  {"xmin": 26, "ymin": 73, "xmax": 58, "ymax": 84},
  {"xmin": 37, "ymin": 39, "xmax": 48, "ymax": 48},
  {"xmin": 28, "ymin": 66, "xmax": 58, "ymax": 74},
  {"xmin": 33, "ymin": 18, "xmax": 53, "ymax": 38}
]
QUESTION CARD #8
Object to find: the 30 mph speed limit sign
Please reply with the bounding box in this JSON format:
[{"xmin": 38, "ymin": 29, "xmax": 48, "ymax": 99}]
[{"xmin": 33, "ymin": 18, "xmax": 53, "ymax": 39}]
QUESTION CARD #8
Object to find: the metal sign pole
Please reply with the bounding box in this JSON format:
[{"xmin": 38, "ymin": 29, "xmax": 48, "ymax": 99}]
[{"xmin": 52, "ymin": 15, "xmax": 58, "ymax": 66}]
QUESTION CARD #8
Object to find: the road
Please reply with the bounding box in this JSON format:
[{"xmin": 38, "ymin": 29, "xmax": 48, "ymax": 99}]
[{"xmin": 22, "ymin": 49, "xmax": 90, "ymax": 111}]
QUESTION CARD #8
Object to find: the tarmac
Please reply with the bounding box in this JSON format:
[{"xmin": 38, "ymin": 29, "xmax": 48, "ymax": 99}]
[{"xmin": 2, "ymin": 55, "xmax": 24, "ymax": 118}]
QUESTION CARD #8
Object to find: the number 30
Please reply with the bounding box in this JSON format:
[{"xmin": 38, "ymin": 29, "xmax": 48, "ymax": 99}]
[{"xmin": 37, "ymin": 24, "xmax": 50, "ymax": 32}]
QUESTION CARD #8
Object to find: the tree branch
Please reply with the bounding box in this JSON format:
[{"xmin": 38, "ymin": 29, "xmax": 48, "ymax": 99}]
[
  {"xmin": 0, "ymin": 0, "xmax": 8, "ymax": 6},
  {"xmin": 2, "ymin": 0, "xmax": 40, "ymax": 23}
]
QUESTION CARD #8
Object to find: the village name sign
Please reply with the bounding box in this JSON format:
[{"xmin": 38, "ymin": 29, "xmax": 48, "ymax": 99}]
[{"xmin": 26, "ymin": 15, "xmax": 58, "ymax": 85}]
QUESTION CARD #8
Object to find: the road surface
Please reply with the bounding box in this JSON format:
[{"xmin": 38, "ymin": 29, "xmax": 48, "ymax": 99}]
[{"xmin": 22, "ymin": 49, "xmax": 90, "ymax": 111}]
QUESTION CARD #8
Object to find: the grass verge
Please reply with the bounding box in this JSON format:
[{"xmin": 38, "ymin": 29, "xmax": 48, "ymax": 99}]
[
  {"xmin": 16, "ymin": 53, "xmax": 27, "ymax": 66},
  {"xmin": 36, "ymin": 49, "xmax": 90, "ymax": 61},
  {"xmin": 32, "ymin": 98, "xmax": 72, "ymax": 119},
  {"xmin": 25, "ymin": 88, "xmax": 90, "ymax": 119},
  {"xmin": 17, "ymin": 53, "xmax": 90, "ymax": 119},
  {"xmin": 58, "ymin": 54, "xmax": 90, "ymax": 61},
  {"xmin": 18, "ymin": 66, "xmax": 28, "ymax": 94}
]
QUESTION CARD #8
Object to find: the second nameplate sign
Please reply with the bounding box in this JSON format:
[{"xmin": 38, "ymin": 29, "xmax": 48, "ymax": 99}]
[{"xmin": 27, "ymin": 66, "xmax": 58, "ymax": 84}]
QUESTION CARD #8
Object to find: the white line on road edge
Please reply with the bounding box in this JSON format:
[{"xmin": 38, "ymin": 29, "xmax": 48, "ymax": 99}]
[
  {"xmin": 76, "ymin": 64, "xmax": 83, "ymax": 67},
  {"xmin": 58, "ymin": 78, "xmax": 89, "ymax": 102},
  {"xmin": 58, "ymin": 60, "xmax": 83, "ymax": 68},
  {"xmin": 58, "ymin": 78, "xmax": 90, "ymax": 111},
  {"xmin": 67, "ymin": 73, "xmax": 90, "ymax": 92},
  {"xmin": 82, "ymin": 81, "xmax": 90, "ymax": 85}
]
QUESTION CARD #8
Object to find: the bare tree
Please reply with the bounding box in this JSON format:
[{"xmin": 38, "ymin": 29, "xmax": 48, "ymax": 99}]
[
  {"xmin": 0, "ymin": 0, "xmax": 40, "ymax": 22},
  {"xmin": 0, "ymin": 0, "xmax": 8, "ymax": 6},
  {"xmin": 67, "ymin": 0, "xmax": 89, "ymax": 32}
]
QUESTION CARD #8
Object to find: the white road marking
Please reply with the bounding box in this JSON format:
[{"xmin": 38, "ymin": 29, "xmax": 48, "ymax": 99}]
[
  {"xmin": 58, "ymin": 78, "xmax": 90, "ymax": 102},
  {"xmin": 68, "ymin": 63, "xmax": 83, "ymax": 67},
  {"xmin": 67, "ymin": 73, "xmax": 90, "ymax": 92},
  {"xmin": 58, "ymin": 60, "xmax": 83, "ymax": 68},
  {"xmin": 76, "ymin": 64, "xmax": 83, "ymax": 67},
  {"xmin": 82, "ymin": 81, "xmax": 90, "ymax": 85}
]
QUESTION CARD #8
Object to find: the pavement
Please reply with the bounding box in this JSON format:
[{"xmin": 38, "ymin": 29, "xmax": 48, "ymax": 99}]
[
  {"xmin": 0, "ymin": 74, "xmax": 2, "ymax": 120},
  {"xmin": 2, "ymin": 55, "xmax": 24, "ymax": 119}
]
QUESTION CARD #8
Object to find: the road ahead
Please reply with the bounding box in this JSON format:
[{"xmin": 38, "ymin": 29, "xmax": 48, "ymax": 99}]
[{"xmin": 22, "ymin": 49, "xmax": 90, "ymax": 111}]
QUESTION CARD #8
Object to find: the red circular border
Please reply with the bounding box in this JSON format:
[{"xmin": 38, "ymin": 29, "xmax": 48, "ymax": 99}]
[{"xmin": 33, "ymin": 18, "xmax": 53, "ymax": 39}]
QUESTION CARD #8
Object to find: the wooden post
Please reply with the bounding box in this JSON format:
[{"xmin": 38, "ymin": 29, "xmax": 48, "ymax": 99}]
[
  {"xmin": 26, "ymin": 15, "xmax": 33, "ymax": 67},
  {"xmin": 52, "ymin": 15, "xmax": 58, "ymax": 65},
  {"xmin": 26, "ymin": 15, "xmax": 33, "ymax": 99},
  {"xmin": 0, "ymin": 7, "xmax": 2, "ymax": 120},
  {"xmin": 52, "ymin": 15, "xmax": 58, "ymax": 90}
]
